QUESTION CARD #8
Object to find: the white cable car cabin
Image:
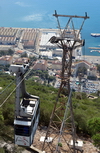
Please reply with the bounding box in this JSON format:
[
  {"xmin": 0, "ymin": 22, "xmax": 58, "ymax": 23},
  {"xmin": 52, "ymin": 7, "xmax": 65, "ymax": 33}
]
[{"xmin": 9, "ymin": 64, "xmax": 40, "ymax": 147}]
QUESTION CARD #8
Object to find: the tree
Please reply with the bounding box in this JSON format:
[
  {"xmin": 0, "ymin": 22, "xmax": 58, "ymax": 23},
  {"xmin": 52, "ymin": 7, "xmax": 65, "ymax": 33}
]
[
  {"xmin": 8, "ymin": 49, "xmax": 14, "ymax": 55},
  {"xmin": 87, "ymin": 117, "xmax": 100, "ymax": 148},
  {"xmin": 87, "ymin": 76, "xmax": 97, "ymax": 80},
  {"xmin": 0, "ymin": 51, "xmax": 5, "ymax": 56},
  {"xmin": 92, "ymin": 133, "xmax": 100, "ymax": 148},
  {"xmin": 87, "ymin": 117, "xmax": 100, "ymax": 135},
  {"xmin": 21, "ymin": 52, "xmax": 28, "ymax": 57}
]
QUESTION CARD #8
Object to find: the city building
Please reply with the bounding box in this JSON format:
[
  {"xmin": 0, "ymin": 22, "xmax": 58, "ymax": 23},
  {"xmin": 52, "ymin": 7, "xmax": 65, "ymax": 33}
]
[
  {"xmin": 87, "ymin": 67, "xmax": 97, "ymax": 77},
  {"xmin": 74, "ymin": 60, "xmax": 91, "ymax": 70},
  {"xmin": 39, "ymin": 30, "xmax": 59, "ymax": 51},
  {"xmin": 33, "ymin": 60, "xmax": 47, "ymax": 71},
  {"xmin": 23, "ymin": 40, "xmax": 35, "ymax": 49},
  {"xmin": 15, "ymin": 50, "xmax": 25, "ymax": 55},
  {"xmin": 52, "ymin": 48, "xmax": 63, "ymax": 57},
  {"xmin": 12, "ymin": 57, "xmax": 29, "ymax": 65},
  {"xmin": 0, "ymin": 55, "xmax": 13, "ymax": 65},
  {"xmin": 39, "ymin": 50, "xmax": 52, "ymax": 59},
  {"xmin": 0, "ymin": 36, "xmax": 16, "ymax": 45},
  {"xmin": 21, "ymin": 29, "xmax": 38, "ymax": 49},
  {"xmin": 0, "ymin": 45, "xmax": 14, "ymax": 52},
  {"xmin": 73, "ymin": 60, "xmax": 97, "ymax": 77},
  {"xmin": 51, "ymin": 60, "xmax": 62, "ymax": 70},
  {"xmin": 0, "ymin": 27, "xmax": 18, "ymax": 45}
]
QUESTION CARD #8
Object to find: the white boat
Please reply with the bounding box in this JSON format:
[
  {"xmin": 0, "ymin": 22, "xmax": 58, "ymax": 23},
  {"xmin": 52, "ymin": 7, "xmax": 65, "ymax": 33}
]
[{"xmin": 91, "ymin": 33, "xmax": 100, "ymax": 37}]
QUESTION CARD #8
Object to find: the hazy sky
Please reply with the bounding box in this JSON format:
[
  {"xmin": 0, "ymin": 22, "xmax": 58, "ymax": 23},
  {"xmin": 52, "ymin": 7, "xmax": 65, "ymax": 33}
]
[{"xmin": 0, "ymin": 0, "xmax": 99, "ymax": 29}]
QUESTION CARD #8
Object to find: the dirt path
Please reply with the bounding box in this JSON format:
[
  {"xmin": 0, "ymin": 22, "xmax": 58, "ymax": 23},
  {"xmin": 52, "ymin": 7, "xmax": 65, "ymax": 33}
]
[{"xmin": 32, "ymin": 128, "xmax": 100, "ymax": 153}]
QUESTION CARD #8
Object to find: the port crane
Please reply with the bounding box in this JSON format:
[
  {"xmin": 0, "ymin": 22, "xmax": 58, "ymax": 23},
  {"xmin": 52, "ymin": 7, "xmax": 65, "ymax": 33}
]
[
  {"xmin": 41, "ymin": 11, "xmax": 89, "ymax": 153},
  {"xmin": 9, "ymin": 64, "xmax": 40, "ymax": 147}
]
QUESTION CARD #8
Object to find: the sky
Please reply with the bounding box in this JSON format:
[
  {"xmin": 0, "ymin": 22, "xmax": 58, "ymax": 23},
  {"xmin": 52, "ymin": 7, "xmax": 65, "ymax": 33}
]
[{"xmin": 0, "ymin": 0, "xmax": 99, "ymax": 29}]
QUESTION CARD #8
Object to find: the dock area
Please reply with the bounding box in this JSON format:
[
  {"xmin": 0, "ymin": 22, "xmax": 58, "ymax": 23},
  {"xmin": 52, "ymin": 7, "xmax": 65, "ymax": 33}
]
[
  {"xmin": 88, "ymin": 47, "xmax": 100, "ymax": 49},
  {"xmin": 81, "ymin": 55, "xmax": 100, "ymax": 64}
]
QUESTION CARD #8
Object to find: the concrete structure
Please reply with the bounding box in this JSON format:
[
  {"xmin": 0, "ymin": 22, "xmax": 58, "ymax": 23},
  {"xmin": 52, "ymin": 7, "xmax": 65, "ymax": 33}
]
[
  {"xmin": 87, "ymin": 67, "xmax": 97, "ymax": 77},
  {"xmin": 39, "ymin": 29, "xmax": 83, "ymax": 59},
  {"xmin": 0, "ymin": 27, "xmax": 19, "ymax": 45},
  {"xmin": 0, "ymin": 27, "xmax": 18, "ymax": 37},
  {"xmin": 0, "ymin": 36, "xmax": 16, "ymax": 45},
  {"xmin": 53, "ymin": 48, "xmax": 63, "ymax": 57},
  {"xmin": 39, "ymin": 50, "xmax": 52, "ymax": 59},
  {"xmin": 33, "ymin": 60, "xmax": 47, "ymax": 70},
  {"xmin": 22, "ymin": 29, "xmax": 38, "ymax": 49},
  {"xmin": 51, "ymin": 60, "xmax": 62, "ymax": 70},
  {"xmin": 0, "ymin": 55, "xmax": 13, "ymax": 65},
  {"xmin": 75, "ymin": 60, "xmax": 91, "ymax": 70},
  {"xmin": 0, "ymin": 27, "xmax": 83, "ymax": 60},
  {"xmin": 73, "ymin": 60, "xmax": 97, "ymax": 77},
  {"xmin": 12, "ymin": 57, "xmax": 29, "ymax": 65},
  {"xmin": 0, "ymin": 27, "xmax": 39, "ymax": 48},
  {"xmin": 0, "ymin": 45, "xmax": 14, "ymax": 52},
  {"xmin": 23, "ymin": 40, "xmax": 34, "ymax": 49},
  {"xmin": 39, "ymin": 30, "xmax": 59, "ymax": 50},
  {"xmin": 15, "ymin": 50, "xmax": 24, "ymax": 54},
  {"xmin": 22, "ymin": 29, "xmax": 37, "ymax": 42}
]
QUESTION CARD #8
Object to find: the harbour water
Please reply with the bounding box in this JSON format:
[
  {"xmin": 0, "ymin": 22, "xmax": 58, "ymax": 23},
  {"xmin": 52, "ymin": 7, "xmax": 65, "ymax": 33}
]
[{"xmin": 0, "ymin": 0, "xmax": 100, "ymax": 56}]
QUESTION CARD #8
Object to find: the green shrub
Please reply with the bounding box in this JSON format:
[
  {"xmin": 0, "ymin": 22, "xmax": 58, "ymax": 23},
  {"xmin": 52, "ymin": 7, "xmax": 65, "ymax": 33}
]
[
  {"xmin": 0, "ymin": 148, "xmax": 5, "ymax": 153},
  {"xmin": 92, "ymin": 133, "xmax": 100, "ymax": 148},
  {"xmin": 58, "ymin": 143, "xmax": 62, "ymax": 147},
  {"xmin": 87, "ymin": 117, "xmax": 100, "ymax": 135}
]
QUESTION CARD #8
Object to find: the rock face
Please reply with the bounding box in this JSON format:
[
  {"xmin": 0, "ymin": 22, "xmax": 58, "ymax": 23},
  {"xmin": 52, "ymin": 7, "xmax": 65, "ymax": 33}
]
[
  {"xmin": 0, "ymin": 141, "xmax": 31, "ymax": 153},
  {"xmin": 0, "ymin": 130, "xmax": 100, "ymax": 153},
  {"xmin": 0, "ymin": 141, "xmax": 14, "ymax": 152},
  {"xmin": 33, "ymin": 129, "xmax": 100, "ymax": 153},
  {"xmin": 83, "ymin": 141, "xmax": 99, "ymax": 153}
]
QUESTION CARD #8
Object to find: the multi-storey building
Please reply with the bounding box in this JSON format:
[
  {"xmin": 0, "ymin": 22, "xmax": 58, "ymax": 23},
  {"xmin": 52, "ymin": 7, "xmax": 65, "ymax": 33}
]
[
  {"xmin": 33, "ymin": 60, "xmax": 47, "ymax": 71},
  {"xmin": 51, "ymin": 60, "xmax": 62, "ymax": 70},
  {"xmin": 0, "ymin": 55, "xmax": 13, "ymax": 65}
]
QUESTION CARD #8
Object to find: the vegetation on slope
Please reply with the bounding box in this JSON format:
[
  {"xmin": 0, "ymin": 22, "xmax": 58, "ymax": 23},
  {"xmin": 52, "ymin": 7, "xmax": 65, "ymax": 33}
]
[{"xmin": 0, "ymin": 73, "xmax": 100, "ymax": 148}]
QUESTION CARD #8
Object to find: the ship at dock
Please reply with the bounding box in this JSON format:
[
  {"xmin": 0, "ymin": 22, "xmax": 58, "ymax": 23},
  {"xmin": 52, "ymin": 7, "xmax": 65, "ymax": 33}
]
[{"xmin": 91, "ymin": 33, "xmax": 100, "ymax": 37}]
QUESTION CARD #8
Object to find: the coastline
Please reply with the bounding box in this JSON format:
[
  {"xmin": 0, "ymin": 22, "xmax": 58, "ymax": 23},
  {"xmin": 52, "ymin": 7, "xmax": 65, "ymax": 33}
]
[{"xmin": 81, "ymin": 55, "xmax": 100, "ymax": 64}]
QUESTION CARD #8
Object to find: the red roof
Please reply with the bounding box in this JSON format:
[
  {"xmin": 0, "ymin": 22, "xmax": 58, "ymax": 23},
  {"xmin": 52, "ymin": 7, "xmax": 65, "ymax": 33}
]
[{"xmin": 16, "ymin": 50, "xmax": 24, "ymax": 54}]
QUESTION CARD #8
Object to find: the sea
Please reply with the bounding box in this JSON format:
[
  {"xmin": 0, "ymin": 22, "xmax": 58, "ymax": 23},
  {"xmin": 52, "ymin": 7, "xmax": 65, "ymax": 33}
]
[{"xmin": 0, "ymin": 0, "xmax": 100, "ymax": 56}]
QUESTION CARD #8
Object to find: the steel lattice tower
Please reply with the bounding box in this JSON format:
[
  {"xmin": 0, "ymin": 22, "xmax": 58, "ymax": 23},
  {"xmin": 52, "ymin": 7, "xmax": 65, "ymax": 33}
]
[{"xmin": 42, "ymin": 11, "xmax": 89, "ymax": 153}]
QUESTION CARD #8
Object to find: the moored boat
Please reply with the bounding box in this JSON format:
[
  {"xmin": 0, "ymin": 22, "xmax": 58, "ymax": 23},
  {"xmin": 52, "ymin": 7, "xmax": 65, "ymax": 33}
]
[{"xmin": 91, "ymin": 33, "xmax": 100, "ymax": 37}]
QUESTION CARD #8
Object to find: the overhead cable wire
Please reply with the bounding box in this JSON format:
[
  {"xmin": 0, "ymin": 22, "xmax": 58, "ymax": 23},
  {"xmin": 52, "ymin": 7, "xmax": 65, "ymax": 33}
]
[
  {"xmin": 0, "ymin": 85, "xmax": 16, "ymax": 107},
  {"xmin": 0, "ymin": 80, "xmax": 14, "ymax": 95}
]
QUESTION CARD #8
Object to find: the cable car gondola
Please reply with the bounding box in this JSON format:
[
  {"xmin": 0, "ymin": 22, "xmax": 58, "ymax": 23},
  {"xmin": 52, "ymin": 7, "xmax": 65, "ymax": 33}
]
[{"xmin": 9, "ymin": 64, "xmax": 40, "ymax": 147}]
